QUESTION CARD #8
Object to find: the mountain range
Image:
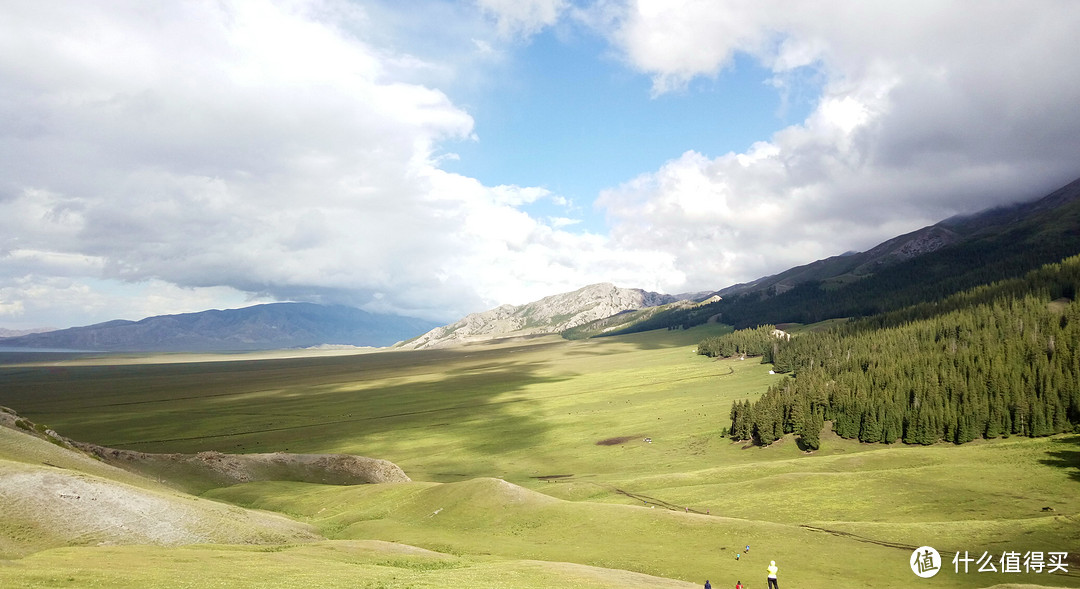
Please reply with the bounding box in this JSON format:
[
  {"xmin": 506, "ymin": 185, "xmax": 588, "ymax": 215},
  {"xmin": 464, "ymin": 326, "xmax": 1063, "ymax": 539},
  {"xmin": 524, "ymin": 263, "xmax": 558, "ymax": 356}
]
[
  {"xmin": 696, "ymin": 175, "xmax": 1080, "ymax": 329},
  {"xmin": 3, "ymin": 175, "xmax": 1079, "ymax": 352},
  {"xmin": 719, "ymin": 176, "xmax": 1080, "ymax": 299},
  {"xmin": 0, "ymin": 303, "xmax": 438, "ymax": 352},
  {"xmin": 0, "ymin": 328, "xmax": 52, "ymax": 338}
]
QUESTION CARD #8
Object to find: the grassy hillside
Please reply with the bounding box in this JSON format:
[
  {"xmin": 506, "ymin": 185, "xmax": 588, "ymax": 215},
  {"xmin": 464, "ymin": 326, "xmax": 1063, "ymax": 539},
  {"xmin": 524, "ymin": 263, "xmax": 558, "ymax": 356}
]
[
  {"xmin": 0, "ymin": 406, "xmax": 698, "ymax": 588},
  {"xmin": 207, "ymin": 476, "xmax": 907, "ymax": 587},
  {"xmin": 1, "ymin": 324, "xmax": 1078, "ymax": 588},
  {"xmin": 0, "ymin": 425, "xmax": 320, "ymax": 560},
  {"xmin": 0, "ymin": 541, "xmax": 702, "ymax": 589}
]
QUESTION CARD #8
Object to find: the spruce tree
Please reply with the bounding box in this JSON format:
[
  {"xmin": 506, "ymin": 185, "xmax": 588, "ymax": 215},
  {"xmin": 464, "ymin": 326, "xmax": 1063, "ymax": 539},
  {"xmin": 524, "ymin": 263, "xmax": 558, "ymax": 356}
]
[{"xmin": 799, "ymin": 407, "xmax": 823, "ymax": 451}]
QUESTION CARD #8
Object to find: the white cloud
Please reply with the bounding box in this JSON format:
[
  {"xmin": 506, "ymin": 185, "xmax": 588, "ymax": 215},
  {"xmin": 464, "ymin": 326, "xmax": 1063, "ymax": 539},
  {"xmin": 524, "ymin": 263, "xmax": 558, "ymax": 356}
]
[
  {"xmin": 476, "ymin": 0, "xmax": 569, "ymax": 39},
  {"xmin": 490, "ymin": 185, "xmax": 552, "ymax": 206},
  {"xmin": 603, "ymin": 0, "xmax": 772, "ymax": 95},
  {"xmin": 592, "ymin": 0, "xmax": 1080, "ymax": 290},
  {"xmin": 5, "ymin": 0, "xmax": 1080, "ymax": 331},
  {"xmin": 414, "ymin": 167, "xmax": 681, "ymax": 312},
  {"xmin": 547, "ymin": 216, "xmax": 581, "ymax": 229},
  {"xmin": 0, "ymin": 0, "xmax": 676, "ymax": 328},
  {"xmin": 472, "ymin": 38, "xmax": 496, "ymax": 55},
  {"xmin": 0, "ymin": 275, "xmax": 261, "ymax": 329}
]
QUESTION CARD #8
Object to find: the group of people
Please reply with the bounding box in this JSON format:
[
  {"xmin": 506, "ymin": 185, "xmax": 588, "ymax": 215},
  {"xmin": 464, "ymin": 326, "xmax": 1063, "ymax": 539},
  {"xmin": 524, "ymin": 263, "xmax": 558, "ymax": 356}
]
[{"xmin": 703, "ymin": 546, "xmax": 778, "ymax": 589}]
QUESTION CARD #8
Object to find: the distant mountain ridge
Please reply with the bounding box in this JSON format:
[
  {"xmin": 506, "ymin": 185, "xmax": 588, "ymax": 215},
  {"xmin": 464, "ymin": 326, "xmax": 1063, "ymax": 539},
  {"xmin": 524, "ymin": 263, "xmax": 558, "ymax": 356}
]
[
  {"xmin": 720, "ymin": 176, "xmax": 1080, "ymax": 298},
  {"xmin": 0, "ymin": 327, "xmax": 54, "ymax": 338},
  {"xmin": 0, "ymin": 303, "xmax": 438, "ymax": 352},
  {"xmin": 401, "ymin": 283, "xmax": 679, "ymax": 349},
  {"xmin": 608, "ymin": 175, "xmax": 1080, "ymax": 334},
  {"xmin": 390, "ymin": 176, "xmax": 1080, "ymax": 347},
  {"xmin": 717, "ymin": 218, "xmax": 966, "ymax": 297}
]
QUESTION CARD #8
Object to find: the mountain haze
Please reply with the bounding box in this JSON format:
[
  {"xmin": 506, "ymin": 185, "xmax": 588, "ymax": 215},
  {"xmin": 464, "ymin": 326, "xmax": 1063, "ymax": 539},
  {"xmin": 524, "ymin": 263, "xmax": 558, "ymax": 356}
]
[
  {"xmin": 603, "ymin": 175, "xmax": 1080, "ymax": 334},
  {"xmin": 0, "ymin": 303, "xmax": 438, "ymax": 352},
  {"xmin": 720, "ymin": 176, "xmax": 1080, "ymax": 299},
  {"xmin": 8, "ymin": 177, "xmax": 1080, "ymax": 352},
  {"xmin": 402, "ymin": 283, "xmax": 679, "ymax": 349},
  {"xmin": 0, "ymin": 328, "xmax": 53, "ymax": 338},
  {"xmin": 718, "ymin": 224, "xmax": 961, "ymax": 297}
]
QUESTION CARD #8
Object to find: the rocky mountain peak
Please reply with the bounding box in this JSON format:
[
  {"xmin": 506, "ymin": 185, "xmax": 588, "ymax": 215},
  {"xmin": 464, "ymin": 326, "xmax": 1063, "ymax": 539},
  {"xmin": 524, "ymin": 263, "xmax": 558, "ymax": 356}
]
[{"xmin": 402, "ymin": 283, "xmax": 679, "ymax": 349}]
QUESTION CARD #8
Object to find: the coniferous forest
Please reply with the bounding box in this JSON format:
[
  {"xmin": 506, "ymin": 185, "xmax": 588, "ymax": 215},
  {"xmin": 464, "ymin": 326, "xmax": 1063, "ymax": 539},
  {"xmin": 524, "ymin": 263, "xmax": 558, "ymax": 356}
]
[{"xmin": 700, "ymin": 255, "xmax": 1080, "ymax": 449}]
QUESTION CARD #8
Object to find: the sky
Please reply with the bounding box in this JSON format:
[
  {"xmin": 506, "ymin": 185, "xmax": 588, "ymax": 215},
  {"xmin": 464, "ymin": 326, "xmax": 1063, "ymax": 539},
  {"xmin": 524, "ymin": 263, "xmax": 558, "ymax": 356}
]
[{"xmin": 3, "ymin": 0, "xmax": 1080, "ymax": 329}]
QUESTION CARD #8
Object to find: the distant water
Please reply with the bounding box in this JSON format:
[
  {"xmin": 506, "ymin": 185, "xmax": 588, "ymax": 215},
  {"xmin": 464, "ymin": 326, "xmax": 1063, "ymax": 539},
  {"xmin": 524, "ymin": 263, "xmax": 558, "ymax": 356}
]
[
  {"xmin": 0, "ymin": 347, "xmax": 99, "ymax": 364},
  {"xmin": 0, "ymin": 346, "xmax": 97, "ymax": 353}
]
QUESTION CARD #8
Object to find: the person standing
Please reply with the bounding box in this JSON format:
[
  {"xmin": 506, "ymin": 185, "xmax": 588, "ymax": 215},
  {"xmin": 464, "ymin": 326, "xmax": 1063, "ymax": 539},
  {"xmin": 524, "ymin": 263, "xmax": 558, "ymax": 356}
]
[
  {"xmin": 767, "ymin": 560, "xmax": 779, "ymax": 589},
  {"xmin": 704, "ymin": 580, "xmax": 712, "ymax": 589}
]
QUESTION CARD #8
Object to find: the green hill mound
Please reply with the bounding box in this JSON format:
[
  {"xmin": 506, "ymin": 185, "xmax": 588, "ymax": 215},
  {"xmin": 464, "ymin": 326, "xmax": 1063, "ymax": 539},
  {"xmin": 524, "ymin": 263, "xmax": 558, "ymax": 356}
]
[
  {"xmin": 0, "ymin": 424, "xmax": 320, "ymax": 559},
  {"xmin": 207, "ymin": 475, "xmax": 912, "ymax": 587}
]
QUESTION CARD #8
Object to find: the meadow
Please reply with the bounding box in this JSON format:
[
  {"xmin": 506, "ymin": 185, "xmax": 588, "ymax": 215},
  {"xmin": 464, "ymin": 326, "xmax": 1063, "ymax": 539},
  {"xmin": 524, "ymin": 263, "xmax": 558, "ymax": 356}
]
[{"xmin": 0, "ymin": 324, "xmax": 1078, "ymax": 588}]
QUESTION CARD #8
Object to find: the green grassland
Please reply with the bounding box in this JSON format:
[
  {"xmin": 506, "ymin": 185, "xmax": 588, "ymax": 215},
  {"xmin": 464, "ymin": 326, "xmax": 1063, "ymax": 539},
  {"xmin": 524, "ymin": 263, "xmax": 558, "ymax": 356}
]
[
  {"xmin": 0, "ymin": 325, "xmax": 765, "ymax": 484},
  {"xmin": 0, "ymin": 541, "xmax": 706, "ymax": 589},
  {"xmin": 1, "ymin": 324, "xmax": 1078, "ymax": 588}
]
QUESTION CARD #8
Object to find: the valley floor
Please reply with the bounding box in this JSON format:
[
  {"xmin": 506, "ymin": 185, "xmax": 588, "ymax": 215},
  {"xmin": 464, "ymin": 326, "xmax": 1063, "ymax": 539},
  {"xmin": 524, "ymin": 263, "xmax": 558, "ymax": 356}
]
[{"xmin": 0, "ymin": 325, "xmax": 1078, "ymax": 588}]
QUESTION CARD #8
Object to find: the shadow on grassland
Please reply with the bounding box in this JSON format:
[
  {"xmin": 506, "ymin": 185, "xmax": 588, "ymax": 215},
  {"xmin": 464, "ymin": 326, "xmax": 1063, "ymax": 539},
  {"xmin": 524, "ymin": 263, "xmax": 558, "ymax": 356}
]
[
  {"xmin": 142, "ymin": 361, "xmax": 568, "ymax": 458},
  {"xmin": 1040, "ymin": 434, "xmax": 1080, "ymax": 482},
  {"xmin": 0, "ymin": 349, "xmax": 573, "ymax": 461},
  {"xmin": 564, "ymin": 324, "xmax": 734, "ymax": 354}
]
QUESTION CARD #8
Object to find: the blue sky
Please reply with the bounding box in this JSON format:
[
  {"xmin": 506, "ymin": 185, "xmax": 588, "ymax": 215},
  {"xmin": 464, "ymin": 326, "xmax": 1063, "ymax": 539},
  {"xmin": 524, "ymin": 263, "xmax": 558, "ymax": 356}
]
[
  {"xmin": 2, "ymin": 1, "xmax": 1080, "ymax": 329},
  {"xmin": 442, "ymin": 30, "xmax": 818, "ymax": 233}
]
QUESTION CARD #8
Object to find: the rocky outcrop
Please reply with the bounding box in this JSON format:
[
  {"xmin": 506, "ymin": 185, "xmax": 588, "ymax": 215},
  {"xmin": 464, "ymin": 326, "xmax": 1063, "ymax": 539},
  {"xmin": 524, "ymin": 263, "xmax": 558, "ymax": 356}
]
[
  {"xmin": 850, "ymin": 225, "xmax": 961, "ymax": 274},
  {"xmin": 403, "ymin": 283, "xmax": 679, "ymax": 349}
]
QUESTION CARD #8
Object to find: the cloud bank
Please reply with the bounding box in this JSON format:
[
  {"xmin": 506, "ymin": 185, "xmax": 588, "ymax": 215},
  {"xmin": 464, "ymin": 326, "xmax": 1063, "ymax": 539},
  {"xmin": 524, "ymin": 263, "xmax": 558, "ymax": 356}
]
[
  {"xmin": 0, "ymin": 0, "xmax": 674, "ymax": 327},
  {"xmin": 594, "ymin": 0, "xmax": 1080, "ymax": 291},
  {"xmin": 2, "ymin": 0, "xmax": 1080, "ymax": 329}
]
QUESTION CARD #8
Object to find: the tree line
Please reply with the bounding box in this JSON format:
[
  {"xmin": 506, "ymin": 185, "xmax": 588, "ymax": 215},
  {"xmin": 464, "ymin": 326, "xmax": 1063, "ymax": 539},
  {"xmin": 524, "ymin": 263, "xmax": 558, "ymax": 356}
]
[{"xmin": 700, "ymin": 255, "xmax": 1080, "ymax": 449}]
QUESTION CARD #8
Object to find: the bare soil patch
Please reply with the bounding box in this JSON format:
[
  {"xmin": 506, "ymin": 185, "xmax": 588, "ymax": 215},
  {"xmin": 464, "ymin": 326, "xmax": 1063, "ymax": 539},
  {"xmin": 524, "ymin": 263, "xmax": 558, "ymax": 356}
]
[
  {"xmin": 1, "ymin": 406, "xmax": 410, "ymax": 495},
  {"xmin": 74, "ymin": 444, "xmax": 411, "ymax": 493},
  {"xmin": 0, "ymin": 464, "xmax": 320, "ymax": 558}
]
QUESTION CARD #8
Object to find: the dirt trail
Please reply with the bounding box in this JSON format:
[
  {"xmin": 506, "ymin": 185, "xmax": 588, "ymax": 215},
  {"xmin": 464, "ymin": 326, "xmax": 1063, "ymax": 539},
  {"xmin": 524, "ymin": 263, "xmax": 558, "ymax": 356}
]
[
  {"xmin": 798, "ymin": 525, "xmax": 918, "ymax": 550},
  {"xmin": 612, "ymin": 488, "xmax": 707, "ymax": 514},
  {"xmin": 800, "ymin": 525, "xmax": 1080, "ymax": 579}
]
